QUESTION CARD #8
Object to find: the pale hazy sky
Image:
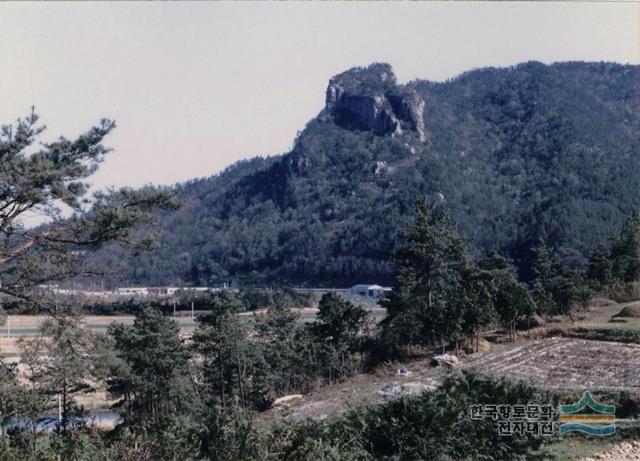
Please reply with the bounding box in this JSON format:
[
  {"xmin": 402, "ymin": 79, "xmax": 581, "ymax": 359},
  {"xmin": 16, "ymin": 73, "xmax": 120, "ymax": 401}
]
[{"xmin": 1, "ymin": 2, "xmax": 638, "ymax": 190}]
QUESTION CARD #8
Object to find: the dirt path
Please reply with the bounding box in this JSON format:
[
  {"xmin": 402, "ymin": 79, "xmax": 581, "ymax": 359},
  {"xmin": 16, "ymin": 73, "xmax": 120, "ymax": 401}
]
[{"xmin": 258, "ymin": 360, "xmax": 445, "ymax": 424}]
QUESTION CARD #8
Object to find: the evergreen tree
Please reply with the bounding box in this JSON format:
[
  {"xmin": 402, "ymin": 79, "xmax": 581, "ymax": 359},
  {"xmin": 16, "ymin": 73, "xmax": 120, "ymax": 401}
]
[
  {"xmin": 461, "ymin": 255, "xmax": 505, "ymax": 350},
  {"xmin": 191, "ymin": 297, "xmax": 252, "ymax": 409},
  {"xmin": 611, "ymin": 212, "xmax": 640, "ymax": 283},
  {"xmin": 495, "ymin": 279, "xmax": 535, "ymax": 342},
  {"xmin": 254, "ymin": 303, "xmax": 310, "ymax": 397},
  {"xmin": 479, "ymin": 253, "xmax": 533, "ymax": 342},
  {"xmin": 309, "ymin": 293, "xmax": 368, "ymax": 382},
  {"xmin": 587, "ymin": 244, "xmax": 613, "ymax": 288},
  {"xmin": 15, "ymin": 334, "xmax": 52, "ymax": 455},
  {"xmin": 529, "ymin": 242, "xmax": 590, "ymax": 318},
  {"xmin": 0, "ymin": 111, "xmax": 177, "ymax": 312},
  {"xmin": 107, "ymin": 308, "xmax": 193, "ymax": 427},
  {"xmin": 0, "ymin": 360, "xmax": 18, "ymax": 444},
  {"xmin": 312, "ymin": 293, "xmax": 367, "ymax": 348},
  {"xmin": 19, "ymin": 317, "xmax": 99, "ymax": 434},
  {"xmin": 380, "ymin": 200, "xmax": 471, "ymax": 348}
]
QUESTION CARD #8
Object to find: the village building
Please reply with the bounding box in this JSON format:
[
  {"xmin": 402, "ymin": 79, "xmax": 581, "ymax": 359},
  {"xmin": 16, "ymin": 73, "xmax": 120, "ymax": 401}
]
[{"xmin": 348, "ymin": 284, "xmax": 392, "ymax": 298}]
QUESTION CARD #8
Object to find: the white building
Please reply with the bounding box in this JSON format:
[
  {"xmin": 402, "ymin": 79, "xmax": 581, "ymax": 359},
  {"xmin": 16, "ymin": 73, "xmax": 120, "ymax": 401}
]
[
  {"xmin": 117, "ymin": 286, "xmax": 223, "ymax": 297},
  {"xmin": 348, "ymin": 284, "xmax": 392, "ymax": 298},
  {"xmin": 116, "ymin": 287, "xmax": 150, "ymax": 296}
]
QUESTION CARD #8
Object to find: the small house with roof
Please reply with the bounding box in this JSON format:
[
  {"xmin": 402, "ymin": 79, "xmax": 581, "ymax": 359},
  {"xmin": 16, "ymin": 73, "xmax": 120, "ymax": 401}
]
[{"xmin": 348, "ymin": 284, "xmax": 392, "ymax": 298}]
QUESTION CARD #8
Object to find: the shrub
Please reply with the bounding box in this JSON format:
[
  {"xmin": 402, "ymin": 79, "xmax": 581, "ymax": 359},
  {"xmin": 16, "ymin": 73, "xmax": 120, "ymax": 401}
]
[
  {"xmin": 609, "ymin": 282, "xmax": 640, "ymax": 303},
  {"xmin": 268, "ymin": 371, "xmax": 553, "ymax": 461}
]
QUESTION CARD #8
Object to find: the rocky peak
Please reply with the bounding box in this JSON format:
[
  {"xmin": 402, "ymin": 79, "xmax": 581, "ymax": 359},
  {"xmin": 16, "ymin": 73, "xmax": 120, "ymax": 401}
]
[{"xmin": 325, "ymin": 63, "xmax": 426, "ymax": 141}]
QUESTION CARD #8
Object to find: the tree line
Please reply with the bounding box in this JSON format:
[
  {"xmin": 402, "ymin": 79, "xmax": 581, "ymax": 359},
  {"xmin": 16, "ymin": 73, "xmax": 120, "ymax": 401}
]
[
  {"xmin": 3, "ymin": 199, "xmax": 639, "ymax": 459},
  {"xmin": 1, "ymin": 110, "xmax": 639, "ymax": 459},
  {"xmin": 380, "ymin": 199, "xmax": 602, "ymax": 353}
]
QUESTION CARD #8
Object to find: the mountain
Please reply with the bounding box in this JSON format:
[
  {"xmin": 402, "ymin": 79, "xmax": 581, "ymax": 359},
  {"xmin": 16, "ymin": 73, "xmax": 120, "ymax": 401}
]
[{"xmin": 100, "ymin": 61, "xmax": 640, "ymax": 287}]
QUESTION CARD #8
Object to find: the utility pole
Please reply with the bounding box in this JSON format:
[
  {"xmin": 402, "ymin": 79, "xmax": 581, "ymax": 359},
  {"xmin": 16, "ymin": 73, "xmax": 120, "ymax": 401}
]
[{"xmin": 191, "ymin": 301, "xmax": 194, "ymax": 321}]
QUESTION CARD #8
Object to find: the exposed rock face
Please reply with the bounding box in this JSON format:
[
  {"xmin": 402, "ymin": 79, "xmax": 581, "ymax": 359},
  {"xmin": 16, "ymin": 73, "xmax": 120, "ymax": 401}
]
[
  {"xmin": 285, "ymin": 152, "xmax": 311, "ymax": 175},
  {"xmin": 372, "ymin": 161, "xmax": 389, "ymax": 176},
  {"xmin": 331, "ymin": 93, "xmax": 401, "ymax": 136},
  {"xmin": 273, "ymin": 394, "xmax": 303, "ymax": 407},
  {"xmin": 387, "ymin": 90, "xmax": 426, "ymax": 141},
  {"xmin": 325, "ymin": 63, "xmax": 426, "ymax": 141}
]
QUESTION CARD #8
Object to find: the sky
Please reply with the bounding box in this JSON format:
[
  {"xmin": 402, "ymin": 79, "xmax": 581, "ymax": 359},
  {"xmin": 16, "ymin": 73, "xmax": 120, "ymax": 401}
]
[{"xmin": 0, "ymin": 1, "xmax": 638, "ymax": 191}]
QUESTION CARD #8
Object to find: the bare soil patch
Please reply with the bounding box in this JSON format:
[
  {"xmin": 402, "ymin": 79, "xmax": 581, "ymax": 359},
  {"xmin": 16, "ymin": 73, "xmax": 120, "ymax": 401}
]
[
  {"xmin": 466, "ymin": 336, "xmax": 640, "ymax": 390},
  {"xmin": 258, "ymin": 359, "xmax": 444, "ymax": 424}
]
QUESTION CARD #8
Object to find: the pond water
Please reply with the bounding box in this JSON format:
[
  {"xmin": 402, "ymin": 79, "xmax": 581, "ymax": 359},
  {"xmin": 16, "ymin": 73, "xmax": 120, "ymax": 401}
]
[{"xmin": 2, "ymin": 412, "xmax": 122, "ymax": 433}]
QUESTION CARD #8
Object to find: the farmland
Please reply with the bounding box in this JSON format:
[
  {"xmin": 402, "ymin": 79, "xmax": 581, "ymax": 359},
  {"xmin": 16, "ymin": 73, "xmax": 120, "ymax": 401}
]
[
  {"xmin": 0, "ymin": 306, "xmax": 387, "ymax": 358},
  {"xmin": 0, "ymin": 315, "xmax": 186, "ymax": 358},
  {"xmin": 259, "ymin": 300, "xmax": 640, "ymax": 425},
  {"xmin": 3, "ymin": 299, "xmax": 640, "ymax": 461},
  {"xmin": 464, "ymin": 300, "xmax": 640, "ymax": 390},
  {"xmin": 466, "ymin": 336, "xmax": 640, "ymax": 390}
]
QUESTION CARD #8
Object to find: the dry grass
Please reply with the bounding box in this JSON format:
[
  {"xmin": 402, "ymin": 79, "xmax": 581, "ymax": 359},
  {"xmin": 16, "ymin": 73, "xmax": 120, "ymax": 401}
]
[
  {"xmin": 3, "ymin": 315, "xmax": 136, "ymax": 329},
  {"xmin": 589, "ymin": 298, "xmax": 618, "ymax": 307},
  {"xmin": 613, "ymin": 304, "xmax": 640, "ymax": 319}
]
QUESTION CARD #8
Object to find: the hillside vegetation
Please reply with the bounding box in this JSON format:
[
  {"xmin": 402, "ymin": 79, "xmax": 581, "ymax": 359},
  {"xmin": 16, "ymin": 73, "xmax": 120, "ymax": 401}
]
[{"xmin": 100, "ymin": 61, "xmax": 640, "ymax": 287}]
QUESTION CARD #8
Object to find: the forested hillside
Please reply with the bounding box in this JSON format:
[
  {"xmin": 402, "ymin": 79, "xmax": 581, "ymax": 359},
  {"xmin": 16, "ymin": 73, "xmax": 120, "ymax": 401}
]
[{"xmin": 100, "ymin": 61, "xmax": 640, "ymax": 287}]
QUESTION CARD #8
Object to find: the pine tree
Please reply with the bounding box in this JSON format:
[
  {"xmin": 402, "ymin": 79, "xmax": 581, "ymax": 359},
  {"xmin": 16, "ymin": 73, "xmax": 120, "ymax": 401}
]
[
  {"xmin": 611, "ymin": 212, "xmax": 640, "ymax": 283},
  {"xmin": 529, "ymin": 242, "xmax": 557, "ymax": 313},
  {"xmin": 107, "ymin": 308, "xmax": 193, "ymax": 426},
  {"xmin": 312, "ymin": 293, "xmax": 367, "ymax": 348},
  {"xmin": 380, "ymin": 200, "xmax": 470, "ymax": 349},
  {"xmin": 587, "ymin": 244, "xmax": 613, "ymax": 288},
  {"xmin": 0, "ymin": 111, "xmax": 177, "ymax": 312},
  {"xmin": 529, "ymin": 242, "xmax": 590, "ymax": 318},
  {"xmin": 309, "ymin": 293, "xmax": 368, "ymax": 381},
  {"xmin": 19, "ymin": 317, "xmax": 99, "ymax": 434},
  {"xmin": 478, "ymin": 253, "xmax": 533, "ymax": 342},
  {"xmin": 191, "ymin": 297, "xmax": 251, "ymax": 408},
  {"xmin": 0, "ymin": 360, "xmax": 19, "ymax": 444},
  {"xmin": 253, "ymin": 304, "xmax": 312, "ymax": 401}
]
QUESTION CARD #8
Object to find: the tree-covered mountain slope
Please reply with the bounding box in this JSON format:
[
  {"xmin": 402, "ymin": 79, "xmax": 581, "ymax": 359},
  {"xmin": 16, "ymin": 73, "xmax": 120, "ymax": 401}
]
[{"xmin": 104, "ymin": 61, "xmax": 640, "ymax": 287}]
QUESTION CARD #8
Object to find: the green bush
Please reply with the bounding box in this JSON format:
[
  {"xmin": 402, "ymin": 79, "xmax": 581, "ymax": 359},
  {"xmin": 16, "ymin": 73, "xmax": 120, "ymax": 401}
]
[{"xmin": 268, "ymin": 371, "xmax": 553, "ymax": 461}]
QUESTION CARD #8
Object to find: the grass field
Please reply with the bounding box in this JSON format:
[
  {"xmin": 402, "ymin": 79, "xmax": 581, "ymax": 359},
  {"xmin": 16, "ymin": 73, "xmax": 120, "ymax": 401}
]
[
  {"xmin": 579, "ymin": 318, "xmax": 640, "ymax": 331},
  {"xmin": 562, "ymin": 318, "xmax": 640, "ymax": 345}
]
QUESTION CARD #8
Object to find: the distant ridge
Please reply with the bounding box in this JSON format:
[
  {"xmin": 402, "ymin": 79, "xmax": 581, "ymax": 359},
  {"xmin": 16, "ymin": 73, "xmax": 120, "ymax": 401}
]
[{"xmin": 91, "ymin": 61, "xmax": 640, "ymax": 287}]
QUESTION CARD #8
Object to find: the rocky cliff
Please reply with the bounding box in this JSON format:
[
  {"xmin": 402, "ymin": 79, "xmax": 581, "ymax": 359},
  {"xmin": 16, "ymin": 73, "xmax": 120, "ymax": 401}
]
[{"xmin": 325, "ymin": 63, "xmax": 426, "ymax": 141}]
